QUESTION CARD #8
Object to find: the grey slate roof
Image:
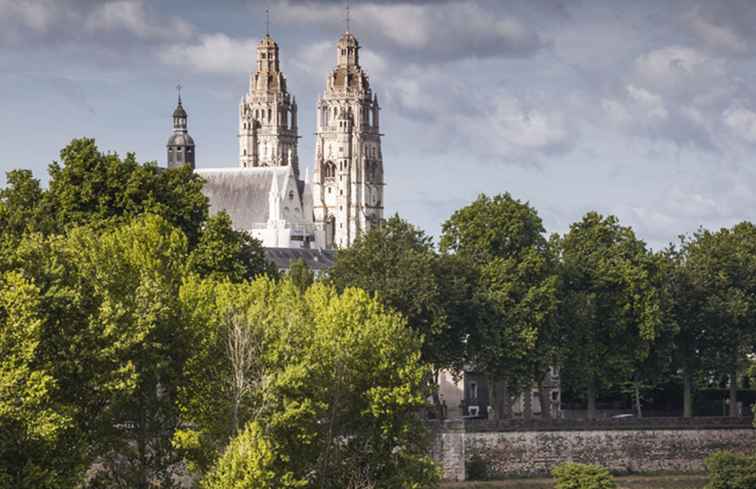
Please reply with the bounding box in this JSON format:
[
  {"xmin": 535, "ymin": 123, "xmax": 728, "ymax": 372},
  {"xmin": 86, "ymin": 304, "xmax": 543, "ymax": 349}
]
[
  {"xmin": 195, "ymin": 167, "xmax": 290, "ymax": 229},
  {"xmin": 264, "ymin": 247, "xmax": 336, "ymax": 272}
]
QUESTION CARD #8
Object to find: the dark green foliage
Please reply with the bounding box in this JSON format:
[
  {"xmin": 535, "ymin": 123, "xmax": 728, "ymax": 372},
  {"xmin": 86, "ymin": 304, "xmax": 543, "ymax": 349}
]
[
  {"xmin": 188, "ymin": 212, "xmax": 276, "ymax": 282},
  {"xmin": 704, "ymin": 451, "xmax": 756, "ymax": 489},
  {"xmin": 287, "ymin": 257, "xmax": 314, "ymax": 292},
  {"xmin": 552, "ymin": 462, "xmax": 617, "ymax": 489}
]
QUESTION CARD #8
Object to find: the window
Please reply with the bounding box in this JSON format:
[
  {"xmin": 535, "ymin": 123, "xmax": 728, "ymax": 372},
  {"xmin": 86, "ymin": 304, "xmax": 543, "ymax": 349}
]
[
  {"xmin": 470, "ymin": 381, "xmax": 478, "ymax": 400},
  {"xmin": 288, "ymin": 191, "xmax": 294, "ymax": 200},
  {"xmin": 551, "ymin": 391, "xmax": 559, "ymax": 402}
]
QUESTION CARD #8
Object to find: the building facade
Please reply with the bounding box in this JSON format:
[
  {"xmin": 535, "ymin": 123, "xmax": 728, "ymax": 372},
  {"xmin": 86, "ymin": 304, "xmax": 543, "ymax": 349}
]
[{"xmin": 312, "ymin": 32, "xmax": 384, "ymax": 248}]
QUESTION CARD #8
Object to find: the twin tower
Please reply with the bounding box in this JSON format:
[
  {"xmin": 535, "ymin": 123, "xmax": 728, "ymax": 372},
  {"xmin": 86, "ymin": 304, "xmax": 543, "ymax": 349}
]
[{"xmin": 167, "ymin": 29, "xmax": 384, "ymax": 250}]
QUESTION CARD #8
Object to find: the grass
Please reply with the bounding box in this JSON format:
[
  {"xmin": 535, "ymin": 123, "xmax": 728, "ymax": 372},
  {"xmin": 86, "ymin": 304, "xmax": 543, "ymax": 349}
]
[{"xmin": 441, "ymin": 474, "xmax": 708, "ymax": 489}]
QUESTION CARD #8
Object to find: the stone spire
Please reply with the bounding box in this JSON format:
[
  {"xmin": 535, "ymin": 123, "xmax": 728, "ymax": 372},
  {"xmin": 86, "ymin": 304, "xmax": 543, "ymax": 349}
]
[
  {"xmin": 167, "ymin": 85, "xmax": 195, "ymax": 169},
  {"xmin": 312, "ymin": 27, "xmax": 384, "ymax": 249},
  {"xmin": 239, "ymin": 30, "xmax": 299, "ymax": 174}
]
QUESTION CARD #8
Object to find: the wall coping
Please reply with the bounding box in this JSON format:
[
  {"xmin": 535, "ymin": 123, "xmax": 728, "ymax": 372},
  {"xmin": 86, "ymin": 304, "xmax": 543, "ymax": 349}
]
[{"xmin": 429, "ymin": 416, "xmax": 754, "ymax": 433}]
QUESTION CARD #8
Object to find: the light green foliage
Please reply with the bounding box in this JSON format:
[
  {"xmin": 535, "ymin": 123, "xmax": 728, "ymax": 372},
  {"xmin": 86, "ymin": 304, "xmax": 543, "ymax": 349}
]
[
  {"xmin": 552, "ymin": 463, "xmax": 617, "ymax": 489},
  {"xmin": 189, "ymin": 212, "xmax": 276, "ymax": 282},
  {"xmin": 0, "ymin": 272, "xmax": 72, "ymax": 488},
  {"xmin": 189, "ymin": 278, "xmax": 439, "ymax": 489},
  {"xmin": 287, "ymin": 258, "xmax": 314, "ymax": 293},
  {"xmin": 440, "ymin": 194, "xmax": 559, "ymax": 415},
  {"xmin": 201, "ymin": 422, "xmax": 303, "ymax": 489},
  {"xmin": 559, "ymin": 212, "xmax": 664, "ymax": 417},
  {"xmin": 704, "ymin": 451, "xmax": 756, "ymax": 489}
]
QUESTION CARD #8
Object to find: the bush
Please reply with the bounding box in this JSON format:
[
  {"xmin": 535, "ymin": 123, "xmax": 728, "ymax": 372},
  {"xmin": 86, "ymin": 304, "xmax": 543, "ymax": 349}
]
[
  {"xmin": 467, "ymin": 453, "xmax": 490, "ymax": 481},
  {"xmin": 704, "ymin": 451, "xmax": 756, "ymax": 489},
  {"xmin": 552, "ymin": 462, "xmax": 617, "ymax": 489}
]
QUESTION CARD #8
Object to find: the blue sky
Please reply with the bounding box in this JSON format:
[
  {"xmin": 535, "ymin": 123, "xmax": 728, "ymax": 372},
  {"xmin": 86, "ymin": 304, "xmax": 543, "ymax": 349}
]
[{"xmin": 3, "ymin": 0, "xmax": 756, "ymax": 248}]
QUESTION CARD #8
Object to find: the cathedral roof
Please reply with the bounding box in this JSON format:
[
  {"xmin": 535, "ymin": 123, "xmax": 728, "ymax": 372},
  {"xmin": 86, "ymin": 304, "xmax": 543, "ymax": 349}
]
[
  {"xmin": 195, "ymin": 166, "xmax": 298, "ymax": 229},
  {"xmin": 264, "ymin": 247, "xmax": 336, "ymax": 272},
  {"xmin": 167, "ymin": 133, "xmax": 194, "ymax": 146}
]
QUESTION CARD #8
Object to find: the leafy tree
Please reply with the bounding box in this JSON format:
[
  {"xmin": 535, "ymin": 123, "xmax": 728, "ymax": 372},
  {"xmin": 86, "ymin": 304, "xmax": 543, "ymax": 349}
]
[
  {"xmin": 559, "ymin": 212, "xmax": 664, "ymax": 418},
  {"xmin": 440, "ymin": 194, "xmax": 558, "ymax": 419},
  {"xmin": 45, "ymin": 138, "xmax": 208, "ymax": 243},
  {"xmin": 181, "ymin": 278, "xmax": 438, "ymax": 488},
  {"xmin": 329, "ymin": 215, "xmax": 465, "ymax": 371},
  {"xmin": 0, "ymin": 272, "xmax": 73, "ymax": 489},
  {"xmin": 288, "ymin": 258, "xmax": 314, "ymax": 293},
  {"xmin": 681, "ymin": 223, "xmax": 756, "ymax": 417},
  {"xmin": 188, "ymin": 212, "xmax": 276, "ymax": 282},
  {"xmin": 704, "ymin": 451, "xmax": 756, "ymax": 489}
]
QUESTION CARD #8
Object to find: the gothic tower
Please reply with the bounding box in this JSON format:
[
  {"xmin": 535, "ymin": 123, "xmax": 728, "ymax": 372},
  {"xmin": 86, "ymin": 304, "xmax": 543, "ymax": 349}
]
[
  {"xmin": 313, "ymin": 30, "xmax": 384, "ymax": 248},
  {"xmin": 239, "ymin": 34, "xmax": 299, "ymax": 174},
  {"xmin": 167, "ymin": 90, "xmax": 195, "ymax": 169}
]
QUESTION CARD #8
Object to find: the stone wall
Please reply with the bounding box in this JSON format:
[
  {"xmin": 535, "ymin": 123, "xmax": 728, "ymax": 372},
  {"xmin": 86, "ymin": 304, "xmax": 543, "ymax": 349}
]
[{"xmin": 430, "ymin": 418, "xmax": 756, "ymax": 481}]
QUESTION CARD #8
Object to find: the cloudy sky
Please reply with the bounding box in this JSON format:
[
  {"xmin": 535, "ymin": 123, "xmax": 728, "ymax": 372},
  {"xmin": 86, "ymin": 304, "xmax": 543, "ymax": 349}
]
[{"xmin": 3, "ymin": 0, "xmax": 756, "ymax": 248}]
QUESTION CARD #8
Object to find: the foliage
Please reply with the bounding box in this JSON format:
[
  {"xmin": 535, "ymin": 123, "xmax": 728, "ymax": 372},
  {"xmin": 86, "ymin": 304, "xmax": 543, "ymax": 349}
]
[
  {"xmin": 704, "ymin": 451, "xmax": 756, "ymax": 489},
  {"xmin": 558, "ymin": 212, "xmax": 664, "ymax": 417},
  {"xmin": 288, "ymin": 258, "xmax": 314, "ymax": 293},
  {"xmin": 330, "ymin": 214, "xmax": 467, "ymax": 371},
  {"xmin": 189, "ymin": 278, "xmax": 439, "ymax": 489},
  {"xmin": 188, "ymin": 211, "xmax": 276, "ymax": 282},
  {"xmin": 440, "ymin": 194, "xmax": 559, "ymax": 417},
  {"xmin": 552, "ymin": 462, "xmax": 617, "ymax": 489}
]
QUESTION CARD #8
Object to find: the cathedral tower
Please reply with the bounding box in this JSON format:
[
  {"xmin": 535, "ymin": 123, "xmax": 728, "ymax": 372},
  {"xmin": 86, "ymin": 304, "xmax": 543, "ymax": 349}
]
[
  {"xmin": 239, "ymin": 33, "xmax": 299, "ymax": 174},
  {"xmin": 167, "ymin": 88, "xmax": 195, "ymax": 169},
  {"xmin": 312, "ymin": 30, "xmax": 384, "ymax": 248}
]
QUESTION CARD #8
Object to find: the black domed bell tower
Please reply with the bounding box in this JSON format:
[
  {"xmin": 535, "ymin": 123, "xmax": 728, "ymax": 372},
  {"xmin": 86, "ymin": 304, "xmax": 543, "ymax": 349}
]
[{"xmin": 167, "ymin": 85, "xmax": 196, "ymax": 169}]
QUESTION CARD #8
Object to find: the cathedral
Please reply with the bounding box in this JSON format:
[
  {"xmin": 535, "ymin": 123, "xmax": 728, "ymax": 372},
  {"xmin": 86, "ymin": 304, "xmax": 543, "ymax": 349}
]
[{"xmin": 166, "ymin": 25, "xmax": 385, "ymax": 250}]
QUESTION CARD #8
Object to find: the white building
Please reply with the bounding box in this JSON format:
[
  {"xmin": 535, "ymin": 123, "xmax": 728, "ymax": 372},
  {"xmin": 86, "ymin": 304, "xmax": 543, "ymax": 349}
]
[
  {"xmin": 313, "ymin": 31, "xmax": 384, "ymax": 248},
  {"xmin": 172, "ymin": 28, "xmax": 384, "ymax": 250}
]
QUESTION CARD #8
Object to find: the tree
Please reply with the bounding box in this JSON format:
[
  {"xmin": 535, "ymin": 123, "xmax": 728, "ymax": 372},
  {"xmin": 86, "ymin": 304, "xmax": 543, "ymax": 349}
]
[
  {"xmin": 288, "ymin": 258, "xmax": 314, "ymax": 293},
  {"xmin": 559, "ymin": 212, "xmax": 664, "ymax": 418},
  {"xmin": 329, "ymin": 215, "xmax": 464, "ymax": 371},
  {"xmin": 180, "ymin": 278, "xmax": 438, "ymax": 488},
  {"xmin": 188, "ymin": 212, "xmax": 276, "ymax": 282},
  {"xmin": 0, "ymin": 272, "xmax": 72, "ymax": 489},
  {"xmin": 45, "ymin": 138, "xmax": 208, "ymax": 243},
  {"xmin": 681, "ymin": 224, "xmax": 756, "ymax": 417},
  {"xmin": 440, "ymin": 194, "xmax": 559, "ymax": 419}
]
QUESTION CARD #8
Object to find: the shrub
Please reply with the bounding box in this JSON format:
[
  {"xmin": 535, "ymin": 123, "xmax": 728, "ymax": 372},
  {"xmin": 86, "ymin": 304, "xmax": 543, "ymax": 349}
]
[
  {"xmin": 552, "ymin": 462, "xmax": 617, "ymax": 489},
  {"xmin": 704, "ymin": 451, "xmax": 756, "ymax": 489},
  {"xmin": 467, "ymin": 453, "xmax": 490, "ymax": 481}
]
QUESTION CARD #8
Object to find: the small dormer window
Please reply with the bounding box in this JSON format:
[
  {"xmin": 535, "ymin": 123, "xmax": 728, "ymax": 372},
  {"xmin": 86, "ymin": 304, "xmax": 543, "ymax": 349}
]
[{"xmin": 288, "ymin": 191, "xmax": 294, "ymax": 200}]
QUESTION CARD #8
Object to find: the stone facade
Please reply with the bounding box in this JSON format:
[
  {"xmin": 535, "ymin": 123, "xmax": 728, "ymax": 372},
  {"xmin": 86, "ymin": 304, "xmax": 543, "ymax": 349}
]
[
  {"xmin": 312, "ymin": 32, "xmax": 384, "ymax": 248},
  {"xmin": 431, "ymin": 418, "xmax": 756, "ymax": 481},
  {"xmin": 238, "ymin": 35, "xmax": 299, "ymax": 174}
]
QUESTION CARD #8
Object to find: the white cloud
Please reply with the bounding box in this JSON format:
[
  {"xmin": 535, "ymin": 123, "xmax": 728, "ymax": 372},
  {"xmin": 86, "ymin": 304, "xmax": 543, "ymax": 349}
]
[
  {"xmin": 85, "ymin": 1, "xmax": 193, "ymax": 41},
  {"xmin": 686, "ymin": 8, "xmax": 748, "ymax": 55},
  {"xmin": 723, "ymin": 105, "xmax": 756, "ymax": 143},
  {"xmin": 159, "ymin": 34, "xmax": 259, "ymax": 74}
]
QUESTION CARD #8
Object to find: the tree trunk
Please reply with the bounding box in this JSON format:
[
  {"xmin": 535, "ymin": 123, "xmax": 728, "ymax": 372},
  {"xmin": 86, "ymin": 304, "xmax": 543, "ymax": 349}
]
[
  {"xmin": 487, "ymin": 378, "xmax": 498, "ymax": 420},
  {"xmin": 682, "ymin": 367, "xmax": 693, "ymax": 418},
  {"xmin": 729, "ymin": 370, "xmax": 739, "ymax": 417},
  {"xmin": 586, "ymin": 378, "xmax": 597, "ymax": 419},
  {"xmin": 523, "ymin": 387, "xmax": 533, "ymax": 419},
  {"xmin": 538, "ymin": 380, "xmax": 551, "ymax": 419},
  {"xmin": 501, "ymin": 383, "xmax": 513, "ymax": 419},
  {"xmin": 633, "ymin": 381, "xmax": 643, "ymax": 418}
]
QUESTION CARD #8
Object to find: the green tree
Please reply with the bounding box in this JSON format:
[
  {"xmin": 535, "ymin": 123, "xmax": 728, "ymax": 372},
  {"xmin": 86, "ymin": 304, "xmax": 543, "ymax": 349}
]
[
  {"xmin": 288, "ymin": 258, "xmax": 314, "ymax": 293},
  {"xmin": 559, "ymin": 212, "xmax": 664, "ymax": 418},
  {"xmin": 681, "ymin": 223, "xmax": 756, "ymax": 417},
  {"xmin": 188, "ymin": 212, "xmax": 276, "ymax": 282},
  {"xmin": 45, "ymin": 138, "xmax": 208, "ymax": 243},
  {"xmin": 329, "ymin": 215, "xmax": 466, "ymax": 371},
  {"xmin": 180, "ymin": 278, "xmax": 438, "ymax": 488},
  {"xmin": 440, "ymin": 194, "xmax": 559, "ymax": 419},
  {"xmin": 0, "ymin": 271, "xmax": 72, "ymax": 489}
]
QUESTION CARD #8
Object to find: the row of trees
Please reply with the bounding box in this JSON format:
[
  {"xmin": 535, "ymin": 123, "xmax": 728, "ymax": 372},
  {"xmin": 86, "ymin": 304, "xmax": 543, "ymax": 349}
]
[
  {"xmin": 0, "ymin": 139, "xmax": 436, "ymax": 488},
  {"xmin": 331, "ymin": 195, "xmax": 756, "ymax": 419}
]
